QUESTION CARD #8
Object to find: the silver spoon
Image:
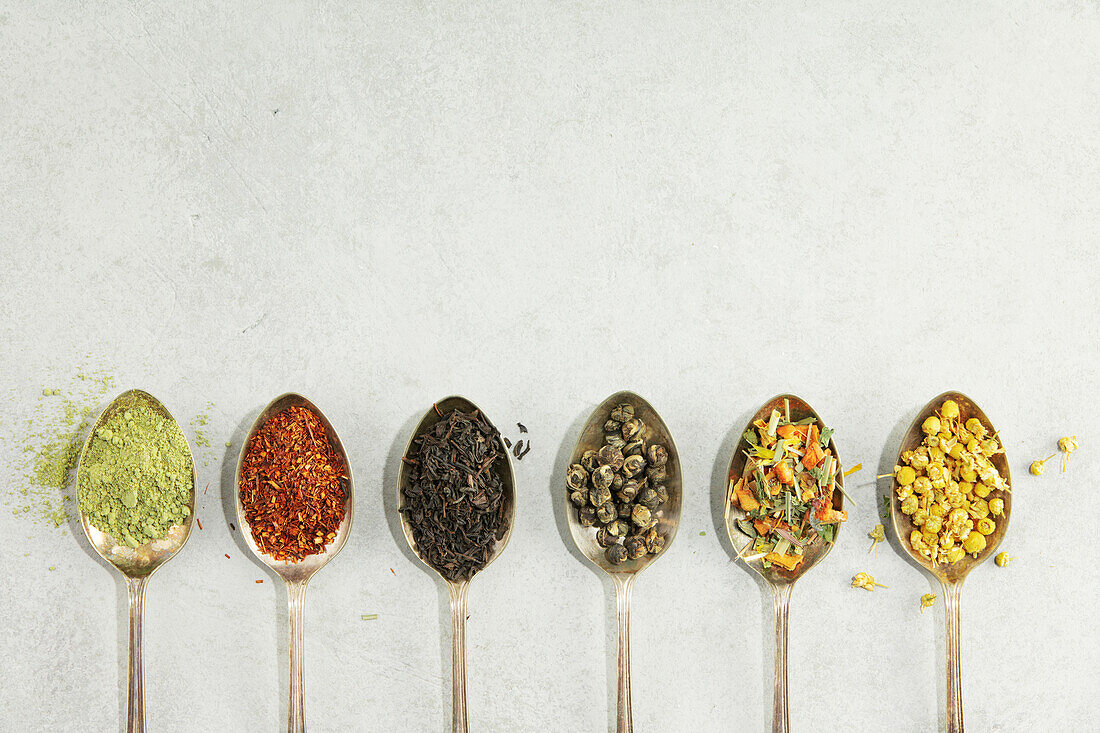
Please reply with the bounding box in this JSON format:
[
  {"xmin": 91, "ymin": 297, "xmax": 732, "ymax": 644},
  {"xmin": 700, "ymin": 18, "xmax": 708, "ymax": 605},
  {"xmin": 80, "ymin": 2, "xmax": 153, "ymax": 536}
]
[
  {"xmin": 564, "ymin": 390, "xmax": 682, "ymax": 733},
  {"xmin": 397, "ymin": 396, "xmax": 516, "ymax": 733},
  {"xmin": 890, "ymin": 391, "xmax": 1011, "ymax": 733},
  {"xmin": 234, "ymin": 393, "xmax": 355, "ymax": 733},
  {"xmin": 76, "ymin": 389, "xmax": 197, "ymax": 733},
  {"xmin": 723, "ymin": 394, "xmax": 845, "ymax": 733}
]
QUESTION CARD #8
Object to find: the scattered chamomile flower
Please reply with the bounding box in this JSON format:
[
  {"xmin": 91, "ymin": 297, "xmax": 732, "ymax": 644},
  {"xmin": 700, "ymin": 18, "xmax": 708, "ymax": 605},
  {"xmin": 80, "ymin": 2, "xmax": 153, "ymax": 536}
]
[
  {"xmin": 1030, "ymin": 454, "xmax": 1055, "ymax": 476},
  {"xmin": 920, "ymin": 593, "xmax": 936, "ymax": 613},
  {"xmin": 868, "ymin": 524, "xmax": 885, "ymax": 555},
  {"xmin": 1058, "ymin": 435, "xmax": 1078, "ymax": 472},
  {"xmin": 852, "ymin": 572, "xmax": 887, "ymax": 591},
  {"xmin": 995, "ymin": 551, "xmax": 1015, "ymax": 567}
]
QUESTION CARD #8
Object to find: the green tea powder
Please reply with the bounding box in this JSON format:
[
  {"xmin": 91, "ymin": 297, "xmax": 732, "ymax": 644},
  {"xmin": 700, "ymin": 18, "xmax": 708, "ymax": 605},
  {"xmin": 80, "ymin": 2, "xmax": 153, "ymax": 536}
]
[{"xmin": 77, "ymin": 396, "xmax": 193, "ymax": 547}]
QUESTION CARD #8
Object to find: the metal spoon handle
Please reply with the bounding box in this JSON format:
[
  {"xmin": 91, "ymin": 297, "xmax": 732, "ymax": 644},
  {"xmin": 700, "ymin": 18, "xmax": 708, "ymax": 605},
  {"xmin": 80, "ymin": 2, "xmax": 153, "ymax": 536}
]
[
  {"xmin": 612, "ymin": 573, "xmax": 636, "ymax": 733},
  {"xmin": 287, "ymin": 581, "xmax": 308, "ymax": 733},
  {"xmin": 126, "ymin": 576, "xmax": 148, "ymax": 733},
  {"xmin": 449, "ymin": 580, "xmax": 470, "ymax": 733},
  {"xmin": 771, "ymin": 583, "xmax": 793, "ymax": 733},
  {"xmin": 942, "ymin": 581, "xmax": 965, "ymax": 733}
]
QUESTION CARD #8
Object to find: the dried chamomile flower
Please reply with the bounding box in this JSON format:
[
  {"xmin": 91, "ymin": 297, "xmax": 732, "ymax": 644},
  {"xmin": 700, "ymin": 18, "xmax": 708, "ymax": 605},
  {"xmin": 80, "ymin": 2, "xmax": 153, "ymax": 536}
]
[
  {"xmin": 995, "ymin": 551, "xmax": 1015, "ymax": 567},
  {"xmin": 868, "ymin": 524, "xmax": 885, "ymax": 555},
  {"xmin": 1058, "ymin": 435, "xmax": 1078, "ymax": 472},
  {"xmin": 987, "ymin": 497, "xmax": 1004, "ymax": 517},
  {"xmin": 920, "ymin": 593, "xmax": 936, "ymax": 613},
  {"xmin": 890, "ymin": 400, "xmax": 1007, "ymax": 569},
  {"xmin": 852, "ymin": 572, "xmax": 887, "ymax": 591},
  {"xmin": 940, "ymin": 400, "xmax": 960, "ymax": 422},
  {"xmin": 1029, "ymin": 454, "xmax": 1055, "ymax": 476}
]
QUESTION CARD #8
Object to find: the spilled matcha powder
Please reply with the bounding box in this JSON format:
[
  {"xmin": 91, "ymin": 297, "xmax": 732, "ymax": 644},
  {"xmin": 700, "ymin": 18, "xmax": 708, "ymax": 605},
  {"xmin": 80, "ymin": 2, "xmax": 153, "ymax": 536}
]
[
  {"xmin": 13, "ymin": 371, "xmax": 116, "ymax": 528},
  {"xmin": 77, "ymin": 394, "xmax": 193, "ymax": 548}
]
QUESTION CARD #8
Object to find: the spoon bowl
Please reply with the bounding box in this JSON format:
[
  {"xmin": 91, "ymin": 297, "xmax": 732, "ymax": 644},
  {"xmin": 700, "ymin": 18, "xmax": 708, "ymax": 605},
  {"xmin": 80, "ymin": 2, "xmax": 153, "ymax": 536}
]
[
  {"xmin": 721, "ymin": 393, "xmax": 844, "ymax": 733},
  {"xmin": 76, "ymin": 389, "xmax": 197, "ymax": 733},
  {"xmin": 396, "ymin": 396, "xmax": 516, "ymax": 733},
  {"xmin": 723, "ymin": 394, "xmax": 845, "ymax": 584},
  {"xmin": 565, "ymin": 391, "xmax": 682, "ymax": 576},
  {"xmin": 234, "ymin": 392, "xmax": 355, "ymax": 583},
  {"xmin": 889, "ymin": 390, "xmax": 1011, "ymax": 733},
  {"xmin": 564, "ymin": 390, "xmax": 682, "ymax": 733},
  {"xmin": 234, "ymin": 392, "xmax": 354, "ymax": 733},
  {"xmin": 890, "ymin": 391, "xmax": 1012, "ymax": 583},
  {"xmin": 397, "ymin": 395, "xmax": 517, "ymax": 579},
  {"xmin": 78, "ymin": 389, "xmax": 198, "ymax": 576}
]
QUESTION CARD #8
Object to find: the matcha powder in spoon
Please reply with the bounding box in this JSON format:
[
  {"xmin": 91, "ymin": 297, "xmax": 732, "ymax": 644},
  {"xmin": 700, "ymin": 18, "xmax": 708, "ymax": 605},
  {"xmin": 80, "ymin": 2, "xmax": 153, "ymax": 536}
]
[{"xmin": 77, "ymin": 397, "xmax": 193, "ymax": 548}]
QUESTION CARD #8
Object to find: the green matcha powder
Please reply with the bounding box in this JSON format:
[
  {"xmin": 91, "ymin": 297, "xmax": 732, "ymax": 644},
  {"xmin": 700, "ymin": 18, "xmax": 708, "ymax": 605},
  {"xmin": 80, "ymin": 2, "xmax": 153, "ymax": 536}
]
[{"xmin": 77, "ymin": 396, "xmax": 193, "ymax": 548}]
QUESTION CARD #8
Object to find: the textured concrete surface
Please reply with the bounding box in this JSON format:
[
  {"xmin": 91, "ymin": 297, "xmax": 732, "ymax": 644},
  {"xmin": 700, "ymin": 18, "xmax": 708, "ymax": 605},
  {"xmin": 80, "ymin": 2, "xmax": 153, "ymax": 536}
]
[{"xmin": 1, "ymin": 2, "xmax": 1098, "ymax": 731}]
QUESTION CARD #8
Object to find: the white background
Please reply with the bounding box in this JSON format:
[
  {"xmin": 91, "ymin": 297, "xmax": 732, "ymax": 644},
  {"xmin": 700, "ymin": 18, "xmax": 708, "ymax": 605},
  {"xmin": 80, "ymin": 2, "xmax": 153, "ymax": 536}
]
[{"xmin": 1, "ymin": 2, "xmax": 1098, "ymax": 731}]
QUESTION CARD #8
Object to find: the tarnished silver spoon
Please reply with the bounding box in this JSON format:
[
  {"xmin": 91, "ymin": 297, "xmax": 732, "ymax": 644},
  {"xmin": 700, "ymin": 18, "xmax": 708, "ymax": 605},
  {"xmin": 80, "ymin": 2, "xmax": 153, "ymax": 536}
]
[
  {"xmin": 564, "ymin": 391, "xmax": 682, "ymax": 733},
  {"xmin": 723, "ymin": 394, "xmax": 845, "ymax": 733},
  {"xmin": 889, "ymin": 391, "xmax": 1011, "ymax": 733},
  {"xmin": 76, "ymin": 389, "xmax": 197, "ymax": 733},
  {"xmin": 397, "ymin": 396, "xmax": 516, "ymax": 733},
  {"xmin": 234, "ymin": 393, "xmax": 355, "ymax": 733}
]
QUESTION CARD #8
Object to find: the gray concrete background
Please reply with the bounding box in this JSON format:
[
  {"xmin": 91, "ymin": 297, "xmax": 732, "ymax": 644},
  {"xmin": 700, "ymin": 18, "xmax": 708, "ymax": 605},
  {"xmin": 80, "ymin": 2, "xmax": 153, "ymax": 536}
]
[{"xmin": 1, "ymin": 2, "xmax": 1098, "ymax": 731}]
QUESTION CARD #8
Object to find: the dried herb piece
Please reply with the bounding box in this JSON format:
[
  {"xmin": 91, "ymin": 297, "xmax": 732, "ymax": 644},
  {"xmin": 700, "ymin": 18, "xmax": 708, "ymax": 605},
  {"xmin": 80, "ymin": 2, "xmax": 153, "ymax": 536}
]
[{"xmin": 402, "ymin": 408, "xmax": 510, "ymax": 581}]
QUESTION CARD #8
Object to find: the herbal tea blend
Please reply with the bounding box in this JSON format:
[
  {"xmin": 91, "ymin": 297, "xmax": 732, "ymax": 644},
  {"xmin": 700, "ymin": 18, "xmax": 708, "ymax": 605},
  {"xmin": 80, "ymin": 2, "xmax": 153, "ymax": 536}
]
[
  {"xmin": 890, "ymin": 398, "xmax": 1008, "ymax": 566},
  {"xmin": 567, "ymin": 402, "xmax": 670, "ymax": 565},
  {"xmin": 77, "ymin": 394, "xmax": 193, "ymax": 548},
  {"xmin": 401, "ymin": 407, "xmax": 510, "ymax": 581},
  {"xmin": 238, "ymin": 405, "xmax": 348, "ymax": 562},
  {"xmin": 729, "ymin": 407, "xmax": 847, "ymax": 571}
]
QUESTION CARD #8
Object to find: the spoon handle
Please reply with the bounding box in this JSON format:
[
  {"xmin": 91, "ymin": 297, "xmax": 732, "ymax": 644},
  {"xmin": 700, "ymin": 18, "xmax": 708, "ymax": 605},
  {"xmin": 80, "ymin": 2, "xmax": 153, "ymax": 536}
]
[
  {"xmin": 942, "ymin": 581, "xmax": 965, "ymax": 732},
  {"xmin": 771, "ymin": 583, "xmax": 793, "ymax": 733},
  {"xmin": 287, "ymin": 580, "xmax": 308, "ymax": 733},
  {"xmin": 449, "ymin": 580, "xmax": 470, "ymax": 733},
  {"xmin": 126, "ymin": 576, "xmax": 148, "ymax": 733},
  {"xmin": 612, "ymin": 573, "xmax": 636, "ymax": 733}
]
